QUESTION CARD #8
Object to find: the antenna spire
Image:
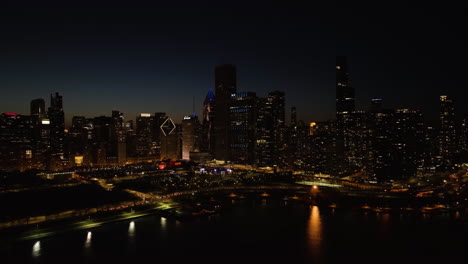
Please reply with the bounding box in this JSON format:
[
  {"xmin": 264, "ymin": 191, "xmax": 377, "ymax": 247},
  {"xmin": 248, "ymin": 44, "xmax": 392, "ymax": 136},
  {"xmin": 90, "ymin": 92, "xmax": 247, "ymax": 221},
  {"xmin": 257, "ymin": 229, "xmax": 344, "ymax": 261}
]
[{"xmin": 192, "ymin": 96, "xmax": 196, "ymax": 116}]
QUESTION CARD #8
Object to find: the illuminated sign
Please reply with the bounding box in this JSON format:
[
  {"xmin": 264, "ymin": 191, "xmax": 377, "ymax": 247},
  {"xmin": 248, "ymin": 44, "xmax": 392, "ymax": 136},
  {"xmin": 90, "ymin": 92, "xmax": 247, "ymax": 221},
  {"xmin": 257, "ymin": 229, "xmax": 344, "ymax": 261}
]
[
  {"xmin": 41, "ymin": 120, "xmax": 50, "ymax": 125},
  {"xmin": 140, "ymin": 113, "xmax": 151, "ymax": 117},
  {"xmin": 183, "ymin": 116, "xmax": 191, "ymax": 120},
  {"xmin": 4, "ymin": 113, "xmax": 18, "ymax": 116},
  {"xmin": 160, "ymin": 118, "xmax": 176, "ymax": 136}
]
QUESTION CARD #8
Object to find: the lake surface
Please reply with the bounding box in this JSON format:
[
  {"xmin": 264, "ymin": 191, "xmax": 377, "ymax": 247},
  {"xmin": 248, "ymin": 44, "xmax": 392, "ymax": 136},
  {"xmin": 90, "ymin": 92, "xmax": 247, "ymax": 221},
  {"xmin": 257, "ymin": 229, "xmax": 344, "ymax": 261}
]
[{"xmin": 1, "ymin": 195, "xmax": 467, "ymax": 264}]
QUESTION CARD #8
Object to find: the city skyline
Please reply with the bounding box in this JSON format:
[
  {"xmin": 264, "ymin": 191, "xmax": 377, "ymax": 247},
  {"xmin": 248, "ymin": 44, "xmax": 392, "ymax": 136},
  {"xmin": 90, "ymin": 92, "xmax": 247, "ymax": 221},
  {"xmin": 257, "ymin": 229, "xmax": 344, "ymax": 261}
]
[
  {"xmin": 1, "ymin": 3, "xmax": 468, "ymax": 262},
  {"xmin": 1, "ymin": 2, "xmax": 467, "ymax": 126}
]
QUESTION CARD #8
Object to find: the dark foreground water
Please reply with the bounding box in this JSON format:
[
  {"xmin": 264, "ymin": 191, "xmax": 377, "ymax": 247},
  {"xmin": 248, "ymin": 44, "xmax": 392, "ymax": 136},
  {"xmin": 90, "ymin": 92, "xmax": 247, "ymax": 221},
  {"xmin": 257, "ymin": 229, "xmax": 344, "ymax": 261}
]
[{"xmin": 1, "ymin": 196, "xmax": 467, "ymax": 264}]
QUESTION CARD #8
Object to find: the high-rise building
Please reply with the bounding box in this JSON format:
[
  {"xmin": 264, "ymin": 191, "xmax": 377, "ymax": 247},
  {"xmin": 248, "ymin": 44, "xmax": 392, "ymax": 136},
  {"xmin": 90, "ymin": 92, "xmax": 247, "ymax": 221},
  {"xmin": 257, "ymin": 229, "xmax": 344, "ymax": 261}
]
[
  {"xmin": 370, "ymin": 98, "xmax": 383, "ymax": 113},
  {"xmin": 160, "ymin": 117, "xmax": 180, "ymax": 160},
  {"xmin": 30, "ymin": 98, "xmax": 46, "ymax": 152},
  {"xmin": 214, "ymin": 64, "xmax": 236, "ymax": 162},
  {"xmin": 392, "ymin": 108, "xmax": 425, "ymax": 180},
  {"xmin": 91, "ymin": 115, "xmax": 113, "ymax": 165},
  {"xmin": 111, "ymin": 110, "xmax": 126, "ymax": 165},
  {"xmin": 289, "ymin": 106, "xmax": 298, "ymax": 165},
  {"xmin": 307, "ymin": 121, "xmax": 336, "ymax": 174},
  {"xmin": 291, "ymin": 106, "xmax": 297, "ymax": 127},
  {"xmin": 367, "ymin": 107, "xmax": 394, "ymax": 182},
  {"xmin": 268, "ymin": 91, "xmax": 286, "ymax": 167},
  {"xmin": 66, "ymin": 116, "xmax": 87, "ymax": 163},
  {"xmin": 294, "ymin": 120, "xmax": 310, "ymax": 166},
  {"xmin": 439, "ymin": 95, "xmax": 457, "ymax": 164},
  {"xmin": 31, "ymin": 99, "xmax": 46, "ymax": 120},
  {"xmin": 181, "ymin": 114, "xmax": 200, "ymax": 160},
  {"xmin": 229, "ymin": 92, "xmax": 257, "ymax": 164},
  {"xmin": 93, "ymin": 116, "xmax": 113, "ymax": 144},
  {"xmin": 255, "ymin": 97, "xmax": 273, "ymax": 167},
  {"xmin": 336, "ymin": 56, "xmax": 355, "ymax": 116},
  {"xmin": 48, "ymin": 92, "xmax": 65, "ymax": 158},
  {"xmin": 0, "ymin": 113, "xmax": 33, "ymax": 171},
  {"xmin": 39, "ymin": 118, "xmax": 51, "ymax": 163},
  {"xmin": 136, "ymin": 113, "xmax": 155, "ymax": 157},
  {"xmin": 254, "ymin": 91, "xmax": 286, "ymax": 167},
  {"xmin": 460, "ymin": 114, "xmax": 468, "ymax": 152},
  {"xmin": 335, "ymin": 56, "xmax": 355, "ymax": 176},
  {"xmin": 111, "ymin": 110, "xmax": 125, "ymax": 142},
  {"xmin": 201, "ymin": 88, "xmax": 215, "ymax": 154},
  {"xmin": 346, "ymin": 110, "xmax": 371, "ymax": 171},
  {"xmin": 367, "ymin": 108, "xmax": 425, "ymax": 182},
  {"xmin": 153, "ymin": 112, "xmax": 168, "ymax": 159},
  {"xmin": 72, "ymin": 116, "xmax": 86, "ymax": 130}
]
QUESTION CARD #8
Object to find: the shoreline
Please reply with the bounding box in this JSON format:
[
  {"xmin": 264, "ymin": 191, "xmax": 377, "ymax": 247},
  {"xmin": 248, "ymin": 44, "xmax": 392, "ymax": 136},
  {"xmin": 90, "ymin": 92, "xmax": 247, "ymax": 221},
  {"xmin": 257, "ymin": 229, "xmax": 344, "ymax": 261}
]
[{"xmin": 1, "ymin": 185, "xmax": 467, "ymax": 245}]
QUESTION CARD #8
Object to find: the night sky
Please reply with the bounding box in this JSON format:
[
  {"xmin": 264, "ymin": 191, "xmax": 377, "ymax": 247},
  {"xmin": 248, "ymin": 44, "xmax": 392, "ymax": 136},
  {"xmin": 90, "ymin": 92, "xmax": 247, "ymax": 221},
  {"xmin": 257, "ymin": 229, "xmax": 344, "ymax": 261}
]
[{"xmin": 1, "ymin": 2, "xmax": 467, "ymax": 127}]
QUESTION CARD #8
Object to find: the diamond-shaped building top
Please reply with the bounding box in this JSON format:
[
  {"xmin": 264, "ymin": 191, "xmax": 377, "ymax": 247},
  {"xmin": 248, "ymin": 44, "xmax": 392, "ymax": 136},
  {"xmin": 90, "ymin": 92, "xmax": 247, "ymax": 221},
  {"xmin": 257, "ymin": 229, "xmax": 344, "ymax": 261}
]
[{"xmin": 160, "ymin": 118, "xmax": 176, "ymax": 136}]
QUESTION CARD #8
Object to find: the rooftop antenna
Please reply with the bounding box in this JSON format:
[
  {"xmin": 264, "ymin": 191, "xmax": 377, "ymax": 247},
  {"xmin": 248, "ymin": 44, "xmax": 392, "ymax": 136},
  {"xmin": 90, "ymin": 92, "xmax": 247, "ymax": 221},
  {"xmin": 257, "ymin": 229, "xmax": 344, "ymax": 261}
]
[{"xmin": 192, "ymin": 96, "xmax": 196, "ymax": 117}]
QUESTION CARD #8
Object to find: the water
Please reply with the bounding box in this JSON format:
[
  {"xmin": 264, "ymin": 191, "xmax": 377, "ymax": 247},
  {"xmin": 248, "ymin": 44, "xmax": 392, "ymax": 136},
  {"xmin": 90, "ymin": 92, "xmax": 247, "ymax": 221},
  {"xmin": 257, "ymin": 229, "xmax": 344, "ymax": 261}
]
[{"xmin": 1, "ymin": 197, "xmax": 467, "ymax": 264}]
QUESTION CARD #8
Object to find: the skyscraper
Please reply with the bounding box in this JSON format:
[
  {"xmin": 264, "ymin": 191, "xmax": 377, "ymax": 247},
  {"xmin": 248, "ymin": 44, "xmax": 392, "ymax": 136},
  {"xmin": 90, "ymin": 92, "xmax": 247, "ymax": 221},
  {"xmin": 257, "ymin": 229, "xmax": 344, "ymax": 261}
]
[
  {"xmin": 439, "ymin": 95, "xmax": 457, "ymax": 164},
  {"xmin": 136, "ymin": 113, "xmax": 154, "ymax": 157},
  {"xmin": 67, "ymin": 116, "xmax": 86, "ymax": 157},
  {"xmin": 153, "ymin": 112, "xmax": 168, "ymax": 159},
  {"xmin": 111, "ymin": 110, "xmax": 125, "ymax": 143},
  {"xmin": 255, "ymin": 97, "xmax": 272, "ymax": 167},
  {"xmin": 268, "ymin": 91, "xmax": 286, "ymax": 167},
  {"xmin": 30, "ymin": 98, "xmax": 46, "ymax": 152},
  {"xmin": 290, "ymin": 106, "xmax": 298, "ymax": 165},
  {"xmin": 201, "ymin": 88, "xmax": 215, "ymax": 154},
  {"xmin": 213, "ymin": 64, "xmax": 236, "ymax": 162},
  {"xmin": 461, "ymin": 114, "xmax": 468, "ymax": 152},
  {"xmin": 0, "ymin": 113, "xmax": 33, "ymax": 171},
  {"xmin": 181, "ymin": 114, "xmax": 200, "ymax": 160},
  {"xmin": 111, "ymin": 110, "xmax": 126, "ymax": 165},
  {"xmin": 48, "ymin": 92, "xmax": 65, "ymax": 157},
  {"xmin": 392, "ymin": 108, "xmax": 425, "ymax": 180},
  {"xmin": 336, "ymin": 56, "xmax": 355, "ymax": 116},
  {"xmin": 291, "ymin": 106, "xmax": 297, "ymax": 127},
  {"xmin": 335, "ymin": 56, "xmax": 355, "ymax": 176},
  {"xmin": 160, "ymin": 117, "xmax": 180, "ymax": 160},
  {"xmin": 229, "ymin": 92, "xmax": 257, "ymax": 164},
  {"xmin": 31, "ymin": 99, "xmax": 46, "ymax": 120}
]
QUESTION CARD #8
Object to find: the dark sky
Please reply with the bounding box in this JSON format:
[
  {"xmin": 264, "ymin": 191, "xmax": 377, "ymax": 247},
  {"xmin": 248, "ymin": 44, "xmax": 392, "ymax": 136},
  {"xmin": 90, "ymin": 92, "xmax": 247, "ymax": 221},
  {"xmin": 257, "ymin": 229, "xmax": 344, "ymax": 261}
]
[{"xmin": 0, "ymin": 1, "xmax": 467, "ymax": 126}]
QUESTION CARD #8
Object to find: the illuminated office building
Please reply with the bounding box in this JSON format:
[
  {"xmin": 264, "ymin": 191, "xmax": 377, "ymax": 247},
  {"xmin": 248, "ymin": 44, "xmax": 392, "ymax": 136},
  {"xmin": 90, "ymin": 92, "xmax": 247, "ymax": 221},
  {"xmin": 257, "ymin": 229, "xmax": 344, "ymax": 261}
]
[
  {"xmin": 182, "ymin": 114, "xmax": 200, "ymax": 160},
  {"xmin": 438, "ymin": 95, "xmax": 457, "ymax": 164},
  {"xmin": 229, "ymin": 92, "xmax": 257, "ymax": 164},
  {"xmin": 160, "ymin": 117, "xmax": 180, "ymax": 160},
  {"xmin": 48, "ymin": 92, "xmax": 65, "ymax": 157}
]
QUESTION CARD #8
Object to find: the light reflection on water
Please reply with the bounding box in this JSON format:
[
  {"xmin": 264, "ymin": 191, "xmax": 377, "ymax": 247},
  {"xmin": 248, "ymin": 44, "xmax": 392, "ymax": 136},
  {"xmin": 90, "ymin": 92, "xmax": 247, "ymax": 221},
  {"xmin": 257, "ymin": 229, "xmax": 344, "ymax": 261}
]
[
  {"xmin": 11, "ymin": 196, "xmax": 466, "ymax": 264},
  {"xmin": 127, "ymin": 221, "xmax": 136, "ymax": 253},
  {"xmin": 160, "ymin": 217, "xmax": 167, "ymax": 231},
  {"xmin": 84, "ymin": 231, "xmax": 92, "ymax": 248},
  {"xmin": 378, "ymin": 212, "xmax": 391, "ymax": 234},
  {"xmin": 32, "ymin": 241, "xmax": 41, "ymax": 258},
  {"xmin": 307, "ymin": 205, "xmax": 322, "ymax": 260},
  {"xmin": 128, "ymin": 221, "xmax": 135, "ymax": 237}
]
